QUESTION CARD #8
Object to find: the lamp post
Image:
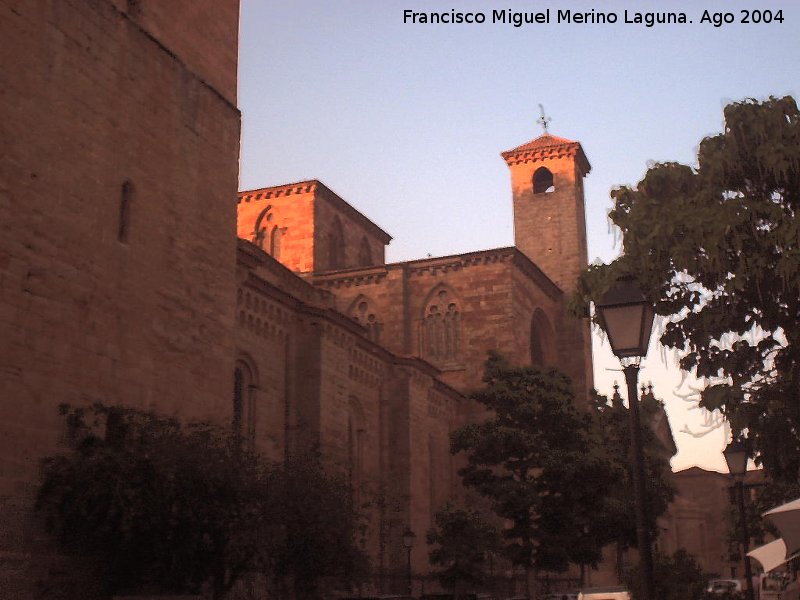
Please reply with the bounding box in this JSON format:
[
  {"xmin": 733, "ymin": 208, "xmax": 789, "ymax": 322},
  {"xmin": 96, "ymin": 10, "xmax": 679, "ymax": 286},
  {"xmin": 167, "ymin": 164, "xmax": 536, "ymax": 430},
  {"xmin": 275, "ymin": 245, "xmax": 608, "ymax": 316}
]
[
  {"xmin": 723, "ymin": 439, "xmax": 755, "ymax": 600},
  {"xmin": 403, "ymin": 526, "xmax": 416, "ymax": 597},
  {"xmin": 596, "ymin": 276, "xmax": 656, "ymax": 600}
]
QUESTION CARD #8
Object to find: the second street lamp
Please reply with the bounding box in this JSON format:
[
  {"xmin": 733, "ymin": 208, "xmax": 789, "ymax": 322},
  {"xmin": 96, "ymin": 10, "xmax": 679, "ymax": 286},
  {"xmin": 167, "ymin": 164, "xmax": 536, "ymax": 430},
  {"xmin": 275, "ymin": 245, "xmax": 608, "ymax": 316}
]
[
  {"xmin": 596, "ymin": 276, "xmax": 656, "ymax": 600},
  {"xmin": 724, "ymin": 439, "xmax": 756, "ymax": 600}
]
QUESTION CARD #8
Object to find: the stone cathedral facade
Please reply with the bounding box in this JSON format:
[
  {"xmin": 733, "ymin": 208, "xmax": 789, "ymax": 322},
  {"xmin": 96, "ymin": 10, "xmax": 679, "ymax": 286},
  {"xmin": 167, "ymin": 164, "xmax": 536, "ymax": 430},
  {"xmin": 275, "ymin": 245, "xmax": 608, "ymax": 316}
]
[{"xmin": 0, "ymin": 0, "xmax": 594, "ymax": 595}]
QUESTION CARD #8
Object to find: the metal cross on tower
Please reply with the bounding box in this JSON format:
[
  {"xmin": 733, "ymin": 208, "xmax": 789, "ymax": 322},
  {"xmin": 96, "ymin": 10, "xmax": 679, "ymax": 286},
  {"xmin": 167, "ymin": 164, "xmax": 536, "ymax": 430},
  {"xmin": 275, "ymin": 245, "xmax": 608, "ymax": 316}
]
[{"xmin": 537, "ymin": 104, "xmax": 551, "ymax": 133}]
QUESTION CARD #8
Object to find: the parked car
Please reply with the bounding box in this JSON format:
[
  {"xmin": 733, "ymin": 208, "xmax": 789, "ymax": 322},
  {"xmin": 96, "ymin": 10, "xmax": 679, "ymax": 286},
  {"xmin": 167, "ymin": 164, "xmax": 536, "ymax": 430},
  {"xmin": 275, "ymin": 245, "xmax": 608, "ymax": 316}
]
[{"xmin": 705, "ymin": 579, "xmax": 743, "ymax": 596}]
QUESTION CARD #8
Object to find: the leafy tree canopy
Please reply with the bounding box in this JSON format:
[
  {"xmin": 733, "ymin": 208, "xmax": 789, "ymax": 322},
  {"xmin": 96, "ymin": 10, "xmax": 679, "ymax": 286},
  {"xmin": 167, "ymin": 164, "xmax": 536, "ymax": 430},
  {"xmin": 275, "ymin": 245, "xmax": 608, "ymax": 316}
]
[
  {"xmin": 36, "ymin": 404, "xmax": 266, "ymax": 598},
  {"xmin": 36, "ymin": 404, "xmax": 368, "ymax": 600},
  {"xmin": 624, "ymin": 549, "xmax": 705, "ymax": 600},
  {"xmin": 587, "ymin": 390, "xmax": 675, "ymax": 567},
  {"xmin": 426, "ymin": 503, "xmax": 501, "ymax": 594},
  {"xmin": 268, "ymin": 452, "xmax": 370, "ymax": 600},
  {"xmin": 574, "ymin": 96, "xmax": 800, "ymax": 482},
  {"xmin": 451, "ymin": 352, "xmax": 619, "ymax": 576}
]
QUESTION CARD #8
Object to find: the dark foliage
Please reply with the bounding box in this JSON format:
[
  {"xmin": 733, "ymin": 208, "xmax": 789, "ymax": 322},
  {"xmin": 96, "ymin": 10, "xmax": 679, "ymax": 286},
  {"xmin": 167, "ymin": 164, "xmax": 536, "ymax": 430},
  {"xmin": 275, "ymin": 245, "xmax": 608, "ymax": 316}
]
[
  {"xmin": 624, "ymin": 549, "xmax": 706, "ymax": 600},
  {"xmin": 587, "ymin": 390, "xmax": 675, "ymax": 558},
  {"xmin": 427, "ymin": 503, "xmax": 501, "ymax": 593},
  {"xmin": 36, "ymin": 404, "xmax": 368, "ymax": 600},
  {"xmin": 451, "ymin": 352, "xmax": 619, "ymax": 576}
]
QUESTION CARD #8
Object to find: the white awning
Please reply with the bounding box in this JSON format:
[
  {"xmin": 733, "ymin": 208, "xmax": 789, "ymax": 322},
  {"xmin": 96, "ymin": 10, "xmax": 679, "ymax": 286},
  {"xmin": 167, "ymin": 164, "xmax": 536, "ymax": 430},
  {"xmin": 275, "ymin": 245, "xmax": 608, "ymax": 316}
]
[
  {"xmin": 765, "ymin": 498, "xmax": 800, "ymax": 557},
  {"xmin": 748, "ymin": 538, "xmax": 799, "ymax": 572}
]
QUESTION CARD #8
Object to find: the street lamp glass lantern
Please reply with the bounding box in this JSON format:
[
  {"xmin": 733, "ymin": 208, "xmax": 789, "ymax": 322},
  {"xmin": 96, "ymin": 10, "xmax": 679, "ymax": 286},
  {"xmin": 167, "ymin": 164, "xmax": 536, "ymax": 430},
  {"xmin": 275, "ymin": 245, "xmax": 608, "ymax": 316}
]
[
  {"xmin": 723, "ymin": 439, "xmax": 748, "ymax": 476},
  {"xmin": 596, "ymin": 277, "xmax": 655, "ymax": 359},
  {"xmin": 402, "ymin": 526, "xmax": 416, "ymax": 549}
]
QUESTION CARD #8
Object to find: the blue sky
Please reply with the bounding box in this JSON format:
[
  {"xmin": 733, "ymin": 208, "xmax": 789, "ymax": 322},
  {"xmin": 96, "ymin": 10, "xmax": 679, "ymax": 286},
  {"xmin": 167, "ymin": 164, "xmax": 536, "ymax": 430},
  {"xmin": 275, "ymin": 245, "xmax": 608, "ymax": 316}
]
[{"xmin": 237, "ymin": 0, "xmax": 799, "ymax": 471}]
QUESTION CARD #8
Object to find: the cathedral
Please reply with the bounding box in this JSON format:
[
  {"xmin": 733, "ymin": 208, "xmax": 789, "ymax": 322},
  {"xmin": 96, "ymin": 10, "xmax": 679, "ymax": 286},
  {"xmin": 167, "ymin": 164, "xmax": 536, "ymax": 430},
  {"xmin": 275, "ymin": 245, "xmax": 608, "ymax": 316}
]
[{"xmin": 0, "ymin": 0, "xmax": 599, "ymax": 595}]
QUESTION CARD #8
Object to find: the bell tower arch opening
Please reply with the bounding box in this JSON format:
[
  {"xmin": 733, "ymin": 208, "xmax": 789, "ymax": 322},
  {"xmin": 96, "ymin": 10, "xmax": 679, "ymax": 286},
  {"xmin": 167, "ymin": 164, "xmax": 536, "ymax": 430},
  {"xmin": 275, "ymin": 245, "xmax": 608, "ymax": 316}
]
[
  {"xmin": 533, "ymin": 166, "xmax": 555, "ymax": 194},
  {"xmin": 501, "ymin": 133, "xmax": 591, "ymax": 294}
]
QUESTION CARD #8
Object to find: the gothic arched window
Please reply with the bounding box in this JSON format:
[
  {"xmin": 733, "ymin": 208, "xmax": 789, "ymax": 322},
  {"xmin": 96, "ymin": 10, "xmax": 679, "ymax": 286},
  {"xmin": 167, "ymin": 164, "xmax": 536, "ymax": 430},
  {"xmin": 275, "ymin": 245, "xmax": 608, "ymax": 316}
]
[
  {"xmin": 270, "ymin": 225, "xmax": 282, "ymax": 260},
  {"xmin": 349, "ymin": 296, "xmax": 381, "ymax": 344},
  {"xmin": 252, "ymin": 205, "xmax": 273, "ymax": 249},
  {"xmin": 233, "ymin": 358, "xmax": 258, "ymax": 441},
  {"xmin": 533, "ymin": 167, "xmax": 555, "ymax": 194},
  {"xmin": 422, "ymin": 287, "xmax": 461, "ymax": 365}
]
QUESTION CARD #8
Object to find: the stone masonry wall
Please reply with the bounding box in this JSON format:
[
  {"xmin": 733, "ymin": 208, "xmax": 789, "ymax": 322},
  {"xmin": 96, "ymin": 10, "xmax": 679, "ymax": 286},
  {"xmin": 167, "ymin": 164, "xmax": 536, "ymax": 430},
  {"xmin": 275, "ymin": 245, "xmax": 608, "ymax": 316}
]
[{"xmin": 0, "ymin": 1, "xmax": 241, "ymax": 590}]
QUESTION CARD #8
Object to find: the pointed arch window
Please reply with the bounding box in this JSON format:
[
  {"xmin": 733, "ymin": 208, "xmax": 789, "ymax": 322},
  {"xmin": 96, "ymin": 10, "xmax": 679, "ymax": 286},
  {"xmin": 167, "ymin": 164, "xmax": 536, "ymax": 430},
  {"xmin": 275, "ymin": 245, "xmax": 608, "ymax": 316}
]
[
  {"xmin": 350, "ymin": 296, "xmax": 381, "ymax": 344},
  {"xmin": 251, "ymin": 206, "xmax": 286, "ymax": 260},
  {"xmin": 233, "ymin": 359, "xmax": 258, "ymax": 441},
  {"xmin": 422, "ymin": 287, "xmax": 461, "ymax": 365},
  {"xmin": 270, "ymin": 225, "xmax": 282, "ymax": 260},
  {"xmin": 252, "ymin": 205, "xmax": 272, "ymax": 249},
  {"xmin": 533, "ymin": 167, "xmax": 555, "ymax": 194}
]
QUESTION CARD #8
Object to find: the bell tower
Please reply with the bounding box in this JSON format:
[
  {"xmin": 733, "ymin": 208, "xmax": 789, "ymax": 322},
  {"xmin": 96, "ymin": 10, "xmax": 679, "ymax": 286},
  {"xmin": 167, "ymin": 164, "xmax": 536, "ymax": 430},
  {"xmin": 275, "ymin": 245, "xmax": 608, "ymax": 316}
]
[{"xmin": 501, "ymin": 132, "xmax": 591, "ymax": 294}]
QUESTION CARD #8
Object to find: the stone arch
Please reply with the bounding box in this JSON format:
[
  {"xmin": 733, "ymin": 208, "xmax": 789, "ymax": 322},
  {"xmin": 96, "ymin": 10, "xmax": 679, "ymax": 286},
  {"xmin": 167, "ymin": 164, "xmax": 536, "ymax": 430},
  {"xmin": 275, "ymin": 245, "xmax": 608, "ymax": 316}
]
[
  {"xmin": 533, "ymin": 166, "xmax": 555, "ymax": 194},
  {"xmin": 270, "ymin": 224, "xmax": 282, "ymax": 259},
  {"xmin": 421, "ymin": 284, "xmax": 462, "ymax": 365},
  {"xmin": 347, "ymin": 396, "xmax": 366, "ymax": 498},
  {"xmin": 328, "ymin": 216, "xmax": 345, "ymax": 269},
  {"xmin": 251, "ymin": 204, "xmax": 273, "ymax": 249},
  {"xmin": 530, "ymin": 308, "xmax": 555, "ymax": 367},
  {"xmin": 233, "ymin": 354, "xmax": 259, "ymax": 441},
  {"xmin": 348, "ymin": 294, "xmax": 381, "ymax": 343}
]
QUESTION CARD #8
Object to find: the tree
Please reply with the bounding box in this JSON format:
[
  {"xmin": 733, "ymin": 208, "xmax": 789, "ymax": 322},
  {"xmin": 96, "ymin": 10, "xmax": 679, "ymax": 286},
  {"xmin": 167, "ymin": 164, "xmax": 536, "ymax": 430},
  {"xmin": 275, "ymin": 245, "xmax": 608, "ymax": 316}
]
[
  {"xmin": 267, "ymin": 452, "xmax": 370, "ymax": 600},
  {"xmin": 624, "ymin": 549, "xmax": 705, "ymax": 600},
  {"xmin": 574, "ymin": 96, "xmax": 800, "ymax": 483},
  {"xmin": 588, "ymin": 389, "xmax": 675, "ymax": 578},
  {"xmin": 451, "ymin": 352, "xmax": 618, "ymax": 592},
  {"xmin": 36, "ymin": 404, "xmax": 370, "ymax": 600},
  {"xmin": 36, "ymin": 404, "xmax": 267, "ymax": 599},
  {"xmin": 426, "ymin": 503, "xmax": 501, "ymax": 596}
]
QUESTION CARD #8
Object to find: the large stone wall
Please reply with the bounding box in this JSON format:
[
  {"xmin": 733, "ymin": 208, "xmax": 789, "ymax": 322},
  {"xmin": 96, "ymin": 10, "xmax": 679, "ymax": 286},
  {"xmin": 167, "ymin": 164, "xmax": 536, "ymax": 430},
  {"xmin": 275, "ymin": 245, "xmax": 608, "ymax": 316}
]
[
  {"xmin": 0, "ymin": 1, "xmax": 240, "ymax": 591},
  {"xmin": 234, "ymin": 242, "xmax": 465, "ymax": 578}
]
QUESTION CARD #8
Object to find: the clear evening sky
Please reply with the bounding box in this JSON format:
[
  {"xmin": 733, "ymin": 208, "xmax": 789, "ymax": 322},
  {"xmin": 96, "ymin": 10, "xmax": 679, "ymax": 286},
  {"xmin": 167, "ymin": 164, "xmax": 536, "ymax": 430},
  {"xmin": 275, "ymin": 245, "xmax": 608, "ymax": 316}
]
[{"xmin": 237, "ymin": 0, "xmax": 800, "ymax": 472}]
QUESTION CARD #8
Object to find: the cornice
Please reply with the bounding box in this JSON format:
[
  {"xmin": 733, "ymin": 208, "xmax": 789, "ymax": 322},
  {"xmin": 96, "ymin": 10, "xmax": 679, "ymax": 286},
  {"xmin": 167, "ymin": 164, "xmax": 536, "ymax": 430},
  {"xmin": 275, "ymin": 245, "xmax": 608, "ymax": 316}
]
[
  {"xmin": 312, "ymin": 265, "xmax": 389, "ymax": 289},
  {"xmin": 501, "ymin": 137, "xmax": 591, "ymax": 175}
]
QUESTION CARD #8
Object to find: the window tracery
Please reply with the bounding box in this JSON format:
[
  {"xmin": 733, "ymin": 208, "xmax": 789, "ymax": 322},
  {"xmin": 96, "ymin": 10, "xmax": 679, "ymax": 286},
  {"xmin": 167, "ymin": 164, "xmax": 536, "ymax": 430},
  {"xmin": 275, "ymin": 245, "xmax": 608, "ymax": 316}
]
[
  {"xmin": 422, "ymin": 288, "xmax": 461, "ymax": 365},
  {"xmin": 350, "ymin": 297, "xmax": 381, "ymax": 344}
]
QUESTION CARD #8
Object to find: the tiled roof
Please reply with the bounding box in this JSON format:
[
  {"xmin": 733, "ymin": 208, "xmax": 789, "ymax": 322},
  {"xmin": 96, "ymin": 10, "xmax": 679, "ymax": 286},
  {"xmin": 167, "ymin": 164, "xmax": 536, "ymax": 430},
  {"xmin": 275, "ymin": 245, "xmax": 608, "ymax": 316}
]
[
  {"xmin": 501, "ymin": 132, "xmax": 591, "ymax": 174},
  {"xmin": 502, "ymin": 133, "xmax": 579, "ymax": 155}
]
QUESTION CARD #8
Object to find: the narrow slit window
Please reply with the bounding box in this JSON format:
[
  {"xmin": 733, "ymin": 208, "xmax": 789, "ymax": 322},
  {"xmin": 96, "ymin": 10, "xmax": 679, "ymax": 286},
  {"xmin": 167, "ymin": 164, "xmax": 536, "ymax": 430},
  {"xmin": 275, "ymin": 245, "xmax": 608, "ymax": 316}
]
[{"xmin": 118, "ymin": 180, "xmax": 134, "ymax": 242}]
